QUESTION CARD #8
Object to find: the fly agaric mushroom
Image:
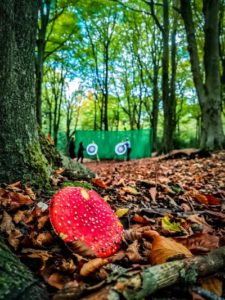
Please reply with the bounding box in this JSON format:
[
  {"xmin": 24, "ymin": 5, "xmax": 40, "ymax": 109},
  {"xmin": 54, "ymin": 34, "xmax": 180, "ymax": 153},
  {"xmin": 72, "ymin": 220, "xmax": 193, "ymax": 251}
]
[{"xmin": 49, "ymin": 187, "xmax": 123, "ymax": 258}]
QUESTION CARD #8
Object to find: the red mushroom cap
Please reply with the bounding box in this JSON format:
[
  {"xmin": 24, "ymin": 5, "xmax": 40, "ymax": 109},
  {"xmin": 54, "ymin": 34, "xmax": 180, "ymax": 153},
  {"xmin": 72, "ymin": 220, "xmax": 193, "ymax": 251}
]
[{"xmin": 49, "ymin": 187, "xmax": 123, "ymax": 257}]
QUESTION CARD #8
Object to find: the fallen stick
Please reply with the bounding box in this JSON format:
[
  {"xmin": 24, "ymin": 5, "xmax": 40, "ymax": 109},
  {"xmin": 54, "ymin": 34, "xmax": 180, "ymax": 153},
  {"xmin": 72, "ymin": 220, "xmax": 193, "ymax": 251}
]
[
  {"xmin": 112, "ymin": 246, "xmax": 225, "ymax": 300},
  {"xmin": 54, "ymin": 246, "xmax": 225, "ymax": 300}
]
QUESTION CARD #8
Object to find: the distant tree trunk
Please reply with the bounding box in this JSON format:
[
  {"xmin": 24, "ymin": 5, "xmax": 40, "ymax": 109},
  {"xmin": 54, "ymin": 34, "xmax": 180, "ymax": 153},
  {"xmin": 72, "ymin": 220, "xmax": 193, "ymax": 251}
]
[
  {"xmin": 168, "ymin": 7, "xmax": 178, "ymax": 147},
  {"xmin": 36, "ymin": 0, "xmax": 51, "ymax": 128},
  {"xmin": 103, "ymin": 43, "xmax": 109, "ymax": 131},
  {"xmin": 219, "ymin": 1, "xmax": 225, "ymax": 103},
  {"xmin": 151, "ymin": 63, "xmax": 160, "ymax": 151},
  {"xmin": 162, "ymin": 0, "xmax": 173, "ymax": 153},
  {"xmin": 146, "ymin": 21, "xmax": 161, "ymax": 152},
  {"xmin": 53, "ymin": 68, "xmax": 64, "ymax": 146},
  {"xmin": 180, "ymin": 0, "xmax": 225, "ymax": 150},
  {"xmin": 0, "ymin": 0, "xmax": 49, "ymax": 186},
  {"xmin": 66, "ymin": 103, "xmax": 73, "ymax": 143},
  {"xmin": 147, "ymin": 0, "xmax": 177, "ymax": 153},
  {"xmin": 44, "ymin": 85, "xmax": 53, "ymax": 136},
  {"xmin": 93, "ymin": 92, "xmax": 98, "ymax": 130}
]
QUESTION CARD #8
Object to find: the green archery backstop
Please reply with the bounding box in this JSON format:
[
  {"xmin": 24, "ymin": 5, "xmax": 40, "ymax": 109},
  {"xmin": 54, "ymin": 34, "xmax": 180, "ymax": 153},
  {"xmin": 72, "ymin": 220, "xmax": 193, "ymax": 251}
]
[{"xmin": 58, "ymin": 128, "xmax": 152, "ymax": 160}]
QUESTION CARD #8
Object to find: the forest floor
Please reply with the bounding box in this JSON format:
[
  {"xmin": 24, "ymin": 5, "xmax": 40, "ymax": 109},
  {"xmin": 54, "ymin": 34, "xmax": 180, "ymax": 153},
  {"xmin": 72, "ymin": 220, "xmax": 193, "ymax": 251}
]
[{"xmin": 1, "ymin": 150, "xmax": 225, "ymax": 299}]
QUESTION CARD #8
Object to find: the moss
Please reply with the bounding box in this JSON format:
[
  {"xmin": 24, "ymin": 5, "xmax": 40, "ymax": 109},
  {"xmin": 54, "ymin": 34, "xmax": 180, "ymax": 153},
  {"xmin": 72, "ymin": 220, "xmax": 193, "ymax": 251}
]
[
  {"xmin": 0, "ymin": 238, "xmax": 48, "ymax": 299},
  {"xmin": 180, "ymin": 265, "xmax": 198, "ymax": 285},
  {"xmin": 39, "ymin": 132, "xmax": 62, "ymax": 168},
  {"xmin": 24, "ymin": 140, "xmax": 50, "ymax": 188},
  {"xmin": 61, "ymin": 180, "xmax": 93, "ymax": 190}
]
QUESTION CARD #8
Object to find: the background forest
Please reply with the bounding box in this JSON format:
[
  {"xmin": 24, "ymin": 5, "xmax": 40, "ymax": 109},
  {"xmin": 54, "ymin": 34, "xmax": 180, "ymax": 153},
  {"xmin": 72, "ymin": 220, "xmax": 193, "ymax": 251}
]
[
  {"xmin": 1, "ymin": 2, "xmax": 225, "ymax": 299},
  {"xmin": 37, "ymin": 0, "xmax": 225, "ymax": 154}
]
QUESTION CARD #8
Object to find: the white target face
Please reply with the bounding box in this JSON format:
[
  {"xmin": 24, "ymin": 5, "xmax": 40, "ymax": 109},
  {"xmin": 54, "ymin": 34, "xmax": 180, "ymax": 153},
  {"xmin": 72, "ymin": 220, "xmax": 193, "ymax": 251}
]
[
  {"xmin": 87, "ymin": 143, "xmax": 98, "ymax": 155},
  {"xmin": 115, "ymin": 142, "xmax": 127, "ymax": 155}
]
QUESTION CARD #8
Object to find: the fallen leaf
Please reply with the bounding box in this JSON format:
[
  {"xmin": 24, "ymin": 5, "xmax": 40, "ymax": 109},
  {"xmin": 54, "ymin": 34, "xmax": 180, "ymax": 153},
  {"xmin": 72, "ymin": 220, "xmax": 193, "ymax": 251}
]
[
  {"xmin": 175, "ymin": 233, "xmax": 219, "ymax": 254},
  {"xmin": 125, "ymin": 240, "xmax": 143, "ymax": 263},
  {"xmin": 161, "ymin": 214, "xmax": 182, "ymax": 233},
  {"xmin": 80, "ymin": 257, "xmax": 109, "ymax": 277},
  {"xmin": 143, "ymin": 230, "xmax": 192, "ymax": 265},
  {"xmin": 149, "ymin": 187, "xmax": 157, "ymax": 203},
  {"xmin": 193, "ymin": 193, "xmax": 208, "ymax": 205},
  {"xmin": 0, "ymin": 211, "xmax": 15, "ymax": 234},
  {"xmin": 7, "ymin": 181, "xmax": 22, "ymax": 191},
  {"xmin": 60, "ymin": 258, "xmax": 77, "ymax": 273},
  {"xmin": 204, "ymin": 195, "xmax": 221, "ymax": 205},
  {"xmin": 0, "ymin": 188, "xmax": 8, "ymax": 198},
  {"xmin": 123, "ymin": 229, "xmax": 143, "ymax": 242},
  {"xmin": 8, "ymin": 229, "xmax": 23, "ymax": 250},
  {"xmin": 122, "ymin": 186, "xmax": 139, "ymax": 195},
  {"xmin": 36, "ymin": 232, "xmax": 54, "ymax": 246},
  {"xmin": 200, "ymin": 276, "xmax": 223, "ymax": 296},
  {"xmin": 181, "ymin": 203, "xmax": 191, "ymax": 212},
  {"xmin": 68, "ymin": 240, "xmax": 96, "ymax": 258},
  {"xmin": 114, "ymin": 178, "xmax": 125, "ymax": 187},
  {"xmin": 132, "ymin": 214, "xmax": 149, "ymax": 224},
  {"xmin": 8, "ymin": 191, "xmax": 33, "ymax": 205},
  {"xmin": 47, "ymin": 273, "xmax": 66, "ymax": 289},
  {"xmin": 13, "ymin": 210, "xmax": 27, "ymax": 224},
  {"xmin": 24, "ymin": 185, "xmax": 36, "ymax": 200},
  {"xmin": 168, "ymin": 182, "xmax": 183, "ymax": 194},
  {"xmin": 92, "ymin": 178, "xmax": 107, "ymax": 189},
  {"xmin": 37, "ymin": 215, "xmax": 49, "ymax": 230},
  {"xmin": 23, "ymin": 249, "xmax": 52, "ymax": 270},
  {"xmin": 187, "ymin": 214, "xmax": 213, "ymax": 233},
  {"xmin": 205, "ymin": 210, "xmax": 225, "ymax": 223},
  {"xmin": 54, "ymin": 168, "xmax": 65, "ymax": 175},
  {"xmin": 115, "ymin": 208, "xmax": 129, "ymax": 218}
]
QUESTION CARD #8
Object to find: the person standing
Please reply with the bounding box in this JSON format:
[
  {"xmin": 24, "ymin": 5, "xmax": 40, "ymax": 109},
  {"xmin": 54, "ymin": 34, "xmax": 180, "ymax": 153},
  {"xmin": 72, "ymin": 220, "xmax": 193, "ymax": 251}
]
[
  {"xmin": 69, "ymin": 137, "xmax": 76, "ymax": 159},
  {"xmin": 124, "ymin": 138, "xmax": 132, "ymax": 161},
  {"xmin": 77, "ymin": 142, "xmax": 85, "ymax": 163}
]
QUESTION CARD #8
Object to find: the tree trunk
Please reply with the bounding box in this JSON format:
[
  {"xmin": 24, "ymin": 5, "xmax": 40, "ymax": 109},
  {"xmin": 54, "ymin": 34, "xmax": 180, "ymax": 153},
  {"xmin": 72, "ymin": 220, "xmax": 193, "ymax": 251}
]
[
  {"xmin": 169, "ymin": 5, "xmax": 178, "ymax": 146},
  {"xmin": 162, "ymin": 0, "xmax": 173, "ymax": 153},
  {"xmin": 0, "ymin": 0, "xmax": 49, "ymax": 186},
  {"xmin": 35, "ymin": 0, "xmax": 51, "ymax": 128},
  {"xmin": 201, "ymin": 0, "xmax": 224, "ymax": 149},
  {"xmin": 103, "ymin": 44, "xmax": 109, "ymax": 131},
  {"xmin": 180, "ymin": 0, "xmax": 224, "ymax": 150},
  {"xmin": 219, "ymin": 1, "xmax": 225, "ymax": 103},
  {"xmin": 0, "ymin": 237, "xmax": 48, "ymax": 300},
  {"xmin": 151, "ymin": 62, "xmax": 160, "ymax": 151}
]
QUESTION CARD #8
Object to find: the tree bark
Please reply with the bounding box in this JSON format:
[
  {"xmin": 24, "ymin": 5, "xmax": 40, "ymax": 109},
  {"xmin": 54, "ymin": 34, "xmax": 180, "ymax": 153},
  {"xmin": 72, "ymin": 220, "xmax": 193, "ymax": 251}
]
[
  {"xmin": 180, "ymin": 0, "xmax": 224, "ymax": 150},
  {"xmin": 161, "ymin": 0, "xmax": 173, "ymax": 153},
  {"xmin": 0, "ymin": 0, "xmax": 49, "ymax": 186},
  {"xmin": 201, "ymin": 0, "xmax": 224, "ymax": 149},
  {"xmin": 0, "ymin": 238, "xmax": 48, "ymax": 300}
]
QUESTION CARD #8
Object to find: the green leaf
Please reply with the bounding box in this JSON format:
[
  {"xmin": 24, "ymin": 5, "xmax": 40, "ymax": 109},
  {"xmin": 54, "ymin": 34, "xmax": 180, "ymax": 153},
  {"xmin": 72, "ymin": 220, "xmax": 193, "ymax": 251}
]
[{"xmin": 161, "ymin": 215, "xmax": 182, "ymax": 232}]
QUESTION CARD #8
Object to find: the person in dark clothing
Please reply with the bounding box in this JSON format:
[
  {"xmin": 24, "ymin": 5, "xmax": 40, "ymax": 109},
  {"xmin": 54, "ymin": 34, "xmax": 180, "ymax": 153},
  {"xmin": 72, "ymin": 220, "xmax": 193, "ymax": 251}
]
[
  {"xmin": 77, "ymin": 142, "xmax": 85, "ymax": 163},
  {"xmin": 124, "ymin": 138, "xmax": 132, "ymax": 161},
  {"xmin": 69, "ymin": 137, "xmax": 76, "ymax": 159}
]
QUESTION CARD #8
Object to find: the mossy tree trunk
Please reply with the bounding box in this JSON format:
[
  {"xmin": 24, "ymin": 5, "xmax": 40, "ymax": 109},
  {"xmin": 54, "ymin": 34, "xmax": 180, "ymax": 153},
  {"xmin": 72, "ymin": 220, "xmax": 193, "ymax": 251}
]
[
  {"xmin": 0, "ymin": 238, "xmax": 48, "ymax": 300},
  {"xmin": 0, "ymin": 0, "xmax": 49, "ymax": 186}
]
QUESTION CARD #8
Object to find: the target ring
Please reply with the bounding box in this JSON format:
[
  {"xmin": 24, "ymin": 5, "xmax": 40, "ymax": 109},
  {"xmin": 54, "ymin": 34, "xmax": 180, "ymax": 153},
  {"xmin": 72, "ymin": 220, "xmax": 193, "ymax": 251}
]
[
  {"xmin": 87, "ymin": 143, "xmax": 98, "ymax": 156},
  {"xmin": 115, "ymin": 142, "xmax": 127, "ymax": 155}
]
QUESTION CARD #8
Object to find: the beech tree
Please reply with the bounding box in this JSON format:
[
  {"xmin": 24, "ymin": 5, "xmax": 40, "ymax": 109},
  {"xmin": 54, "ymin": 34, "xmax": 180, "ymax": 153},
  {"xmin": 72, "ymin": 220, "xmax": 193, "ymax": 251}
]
[
  {"xmin": 0, "ymin": 0, "xmax": 49, "ymax": 186},
  {"xmin": 180, "ymin": 0, "xmax": 225, "ymax": 150}
]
